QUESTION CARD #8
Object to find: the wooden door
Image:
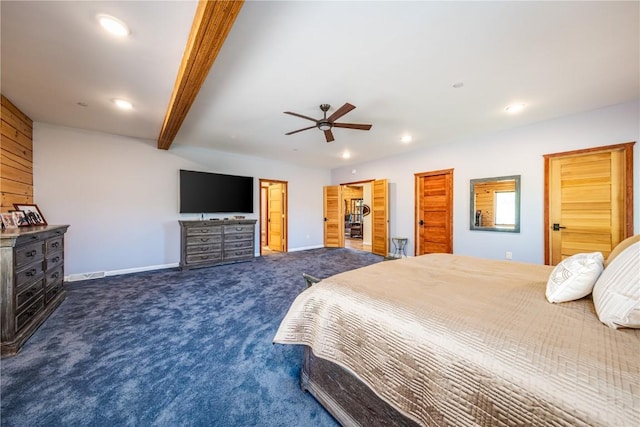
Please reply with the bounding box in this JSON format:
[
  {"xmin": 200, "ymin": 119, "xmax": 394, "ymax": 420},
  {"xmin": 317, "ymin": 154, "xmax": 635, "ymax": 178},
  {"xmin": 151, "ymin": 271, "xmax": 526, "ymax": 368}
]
[
  {"xmin": 324, "ymin": 185, "xmax": 344, "ymax": 248},
  {"xmin": 371, "ymin": 179, "xmax": 388, "ymax": 256},
  {"xmin": 268, "ymin": 183, "xmax": 284, "ymax": 252},
  {"xmin": 545, "ymin": 143, "xmax": 634, "ymax": 265},
  {"xmin": 415, "ymin": 169, "xmax": 454, "ymax": 255}
]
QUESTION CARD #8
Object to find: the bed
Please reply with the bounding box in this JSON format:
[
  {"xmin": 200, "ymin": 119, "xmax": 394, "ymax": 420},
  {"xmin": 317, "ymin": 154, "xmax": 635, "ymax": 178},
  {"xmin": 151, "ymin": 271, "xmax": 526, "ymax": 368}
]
[{"xmin": 273, "ymin": 250, "xmax": 640, "ymax": 427}]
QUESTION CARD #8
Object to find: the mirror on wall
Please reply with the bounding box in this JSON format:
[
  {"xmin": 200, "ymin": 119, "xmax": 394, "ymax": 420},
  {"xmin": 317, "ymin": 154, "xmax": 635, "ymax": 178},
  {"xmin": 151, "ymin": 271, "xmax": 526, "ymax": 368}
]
[{"xmin": 470, "ymin": 175, "xmax": 521, "ymax": 233}]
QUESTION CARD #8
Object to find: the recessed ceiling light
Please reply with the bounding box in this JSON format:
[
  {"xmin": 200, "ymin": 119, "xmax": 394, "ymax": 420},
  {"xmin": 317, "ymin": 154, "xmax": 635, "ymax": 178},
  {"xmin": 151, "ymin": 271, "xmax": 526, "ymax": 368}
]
[
  {"xmin": 97, "ymin": 14, "xmax": 130, "ymax": 37},
  {"xmin": 505, "ymin": 103, "xmax": 526, "ymax": 114},
  {"xmin": 342, "ymin": 151, "xmax": 351, "ymax": 159},
  {"xmin": 112, "ymin": 99, "xmax": 133, "ymax": 110},
  {"xmin": 401, "ymin": 135, "xmax": 412, "ymax": 143},
  {"xmin": 452, "ymin": 82, "xmax": 464, "ymax": 89}
]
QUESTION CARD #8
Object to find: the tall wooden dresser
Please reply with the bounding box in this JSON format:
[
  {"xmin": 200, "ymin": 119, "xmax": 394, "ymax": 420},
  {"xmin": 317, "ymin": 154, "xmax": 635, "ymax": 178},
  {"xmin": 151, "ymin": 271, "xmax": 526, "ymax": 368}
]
[
  {"xmin": 179, "ymin": 219, "xmax": 257, "ymax": 270},
  {"xmin": 0, "ymin": 225, "xmax": 69, "ymax": 356}
]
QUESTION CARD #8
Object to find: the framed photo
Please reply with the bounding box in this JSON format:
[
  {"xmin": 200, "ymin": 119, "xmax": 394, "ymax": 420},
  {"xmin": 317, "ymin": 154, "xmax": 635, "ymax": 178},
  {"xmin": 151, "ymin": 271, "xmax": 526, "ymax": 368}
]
[
  {"xmin": 1, "ymin": 212, "xmax": 17, "ymax": 229},
  {"xmin": 10, "ymin": 210, "xmax": 31, "ymax": 227},
  {"xmin": 13, "ymin": 204, "xmax": 47, "ymax": 226}
]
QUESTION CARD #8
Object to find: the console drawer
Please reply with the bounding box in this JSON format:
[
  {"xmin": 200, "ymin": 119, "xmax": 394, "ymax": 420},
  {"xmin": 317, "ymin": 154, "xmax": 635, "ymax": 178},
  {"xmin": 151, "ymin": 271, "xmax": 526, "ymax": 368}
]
[
  {"xmin": 224, "ymin": 232, "xmax": 253, "ymax": 242},
  {"xmin": 186, "ymin": 226, "xmax": 222, "ymax": 237},
  {"xmin": 186, "ymin": 234, "xmax": 223, "ymax": 246},
  {"xmin": 15, "ymin": 261, "xmax": 44, "ymax": 289},
  {"xmin": 16, "ymin": 296, "xmax": 44, "ymax": 332},
  {"xmin": 16, "ymin": 279, "xmax": 44, "ymax": 311},
  {"xmin": 224, "ymin": 224, "xmax": 254, "ymax": 234},
  {"xmin": 45, "ymin": 251, "xmax": 64, "ymax": 270},
  {"xmin": 15, "ymin": 242, "xmax": 44, "ymax": 268},
  {"xmin": 186, "ymin": 243, "xmax": 222, "ymax": 255},
  {"xmin": 186, "ymin": 252, "xmax": 223, "ymax": 264},
  {"xmin": 46, "ymin": 236, "xmax": 64, "ymax": 253},
  {"xmin": 223, "ymin": 248, "xmax": 254, "ymax": 261}
]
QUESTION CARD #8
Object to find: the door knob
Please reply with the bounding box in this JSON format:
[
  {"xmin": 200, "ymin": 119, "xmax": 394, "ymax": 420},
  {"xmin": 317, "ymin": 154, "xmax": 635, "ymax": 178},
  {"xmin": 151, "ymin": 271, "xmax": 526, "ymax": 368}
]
[
  {"xmin": 419, "ymin": 219, "xmax": 424, "ymax": 226},
  {"xmin": 552, "ymin": 223, "xmax": 566, "ymax": 231}
]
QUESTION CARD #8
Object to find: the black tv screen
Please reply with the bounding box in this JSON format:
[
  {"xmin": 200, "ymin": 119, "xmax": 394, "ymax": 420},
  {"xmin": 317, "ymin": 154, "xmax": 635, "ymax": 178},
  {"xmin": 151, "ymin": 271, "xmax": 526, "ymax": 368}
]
[{"xmin": 180, "ymin": 170, "xmax": 254, "ymax": 213}]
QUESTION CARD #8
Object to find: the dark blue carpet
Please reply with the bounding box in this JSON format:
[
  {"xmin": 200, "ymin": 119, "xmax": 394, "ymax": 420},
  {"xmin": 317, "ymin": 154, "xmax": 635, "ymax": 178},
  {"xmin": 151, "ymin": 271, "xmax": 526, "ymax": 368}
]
[{"xmin": 0, "ymin": 248, "xmax": 383, "ymax": 426}]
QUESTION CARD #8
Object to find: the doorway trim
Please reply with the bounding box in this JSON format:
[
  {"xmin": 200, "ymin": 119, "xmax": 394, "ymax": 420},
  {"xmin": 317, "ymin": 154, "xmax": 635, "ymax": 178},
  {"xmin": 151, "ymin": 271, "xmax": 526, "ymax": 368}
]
[
  {"xmin": 543, "ymin": 142, "xmax": 634, "ymax": 264},
  {"xmin": 259, "ymin": 178, "xmax": 288, "ymax": 256}
]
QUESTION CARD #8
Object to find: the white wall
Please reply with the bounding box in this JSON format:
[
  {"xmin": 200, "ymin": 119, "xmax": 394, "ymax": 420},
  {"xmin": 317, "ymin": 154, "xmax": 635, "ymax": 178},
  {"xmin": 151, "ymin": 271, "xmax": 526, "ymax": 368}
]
[
  {"xmin": 332, "ymin": 101, "xmax": 640, "ymax": 264},
  {"xmin": 33, "ymin": 123, "xmax": 329, "ymax": 277}
]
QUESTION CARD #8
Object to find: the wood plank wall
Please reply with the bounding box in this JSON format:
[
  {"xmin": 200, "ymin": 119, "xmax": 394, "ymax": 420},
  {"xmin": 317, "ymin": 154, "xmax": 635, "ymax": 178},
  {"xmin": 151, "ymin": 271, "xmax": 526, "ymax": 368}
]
[
  {"xmin": 1, "ymin": 95, "xmax": 34, "ymax": 212},
  {"xmin": 343, "ymin": 186, "xmax": 363, "ymax": 215},
  {"xmin": 474, "ymin": 180, "xmax": 516, "ymax": 227}
]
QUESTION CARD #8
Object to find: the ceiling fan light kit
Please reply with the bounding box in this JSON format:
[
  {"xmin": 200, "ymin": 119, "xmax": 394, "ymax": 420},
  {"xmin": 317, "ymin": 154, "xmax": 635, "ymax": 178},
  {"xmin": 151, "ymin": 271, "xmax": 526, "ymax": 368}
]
[{"xmin": 284, "ymin": 102, "xmax": 372, "ymax": 143}]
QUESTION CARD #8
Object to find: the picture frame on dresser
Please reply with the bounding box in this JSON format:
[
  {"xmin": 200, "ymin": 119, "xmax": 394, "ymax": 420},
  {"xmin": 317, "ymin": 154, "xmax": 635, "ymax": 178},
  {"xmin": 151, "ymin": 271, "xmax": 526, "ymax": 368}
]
[
  {"xmin": 1, "ymin": 212, "xmax": 17, "ymax": 229},
  {"xmin": 10, "ymin": 210, "xmax": 31, "ymax": 227},
  {"xmin": 13, "ymin": 203, "xmax": 47, "ymax": 226}
]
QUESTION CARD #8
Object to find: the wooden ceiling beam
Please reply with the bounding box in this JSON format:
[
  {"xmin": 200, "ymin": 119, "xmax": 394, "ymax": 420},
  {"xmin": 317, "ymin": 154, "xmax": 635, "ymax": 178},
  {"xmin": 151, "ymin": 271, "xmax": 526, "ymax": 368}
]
[{"xmin": 157, "ymin": 0, "xmax": 244, "ymax": 150}]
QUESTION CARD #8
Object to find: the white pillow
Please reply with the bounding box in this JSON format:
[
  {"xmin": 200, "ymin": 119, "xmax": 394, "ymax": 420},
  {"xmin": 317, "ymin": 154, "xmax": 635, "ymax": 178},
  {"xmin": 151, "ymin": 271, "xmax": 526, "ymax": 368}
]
[
  {"xmin": 545, "ymin": 252, "xmax": 604, "ymax": 303},
  {"xmin": 592, "ymin": 241, "xmax": 640, "ymax": 329}
]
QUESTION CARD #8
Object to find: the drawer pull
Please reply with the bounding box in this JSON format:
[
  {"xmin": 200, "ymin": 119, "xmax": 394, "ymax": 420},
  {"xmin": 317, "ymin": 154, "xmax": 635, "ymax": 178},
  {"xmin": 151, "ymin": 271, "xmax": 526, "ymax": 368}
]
[
  {"xmin": 51, "ymin": 272, "xmax": 60, "ymax": 279},
  {"xmin": 51, "ymin": 256, "xmax": 61, "ymax": 263},
  {"xmin": 25, "ymin": 268, "xmax": 37, "ymax": 277},
  {"xmin": 26, "ymin": 250, "xmax": 37, "ymax": 257},
  {"xmin": 24, "ymin": 289, "xmax": 36, "ymax": 298},
  {"xmin": 235, "ymin": 227, "xmax": 243, "ymax": 231},
  {"xmin": 235, "ymin": 235, "xmax": 242, "ymax": 239},
  {"xmin": 52, "ymin": 242, "xmax": 60, "ymax": 248},
  {"xmin": 200, "ymin": 247, "xmax": 207, "ymax": 252},
  {"xmin": 200, "ymin": 238, "xmax": 210, "ymax": 242}
]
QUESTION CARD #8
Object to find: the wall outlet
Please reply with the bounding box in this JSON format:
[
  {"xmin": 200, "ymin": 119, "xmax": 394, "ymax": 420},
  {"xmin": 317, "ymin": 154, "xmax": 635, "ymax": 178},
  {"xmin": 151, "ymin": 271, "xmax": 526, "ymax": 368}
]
[{"xmin": 505, "ymin": 251, "xmax": 513, "ymax": 260}]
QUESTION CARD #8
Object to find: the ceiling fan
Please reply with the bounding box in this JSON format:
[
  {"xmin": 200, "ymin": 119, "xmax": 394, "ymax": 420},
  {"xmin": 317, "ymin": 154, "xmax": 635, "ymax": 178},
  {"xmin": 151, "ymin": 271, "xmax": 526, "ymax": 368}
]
[{"xmin": 284, "ymin": 103, "xmax": 372, "ymax": 143}]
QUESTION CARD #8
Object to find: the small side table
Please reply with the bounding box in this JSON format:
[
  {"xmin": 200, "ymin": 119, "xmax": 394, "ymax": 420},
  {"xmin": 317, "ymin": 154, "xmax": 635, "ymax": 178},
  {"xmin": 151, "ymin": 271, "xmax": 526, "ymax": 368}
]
[{"xmin": 391, "ymin": 237, "xmax": 408, "ymax": 258}]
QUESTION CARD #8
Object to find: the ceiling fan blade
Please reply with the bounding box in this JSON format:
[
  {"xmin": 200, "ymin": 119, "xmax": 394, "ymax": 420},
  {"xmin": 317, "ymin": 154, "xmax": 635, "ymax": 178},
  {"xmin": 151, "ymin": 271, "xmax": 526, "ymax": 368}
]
[
  {"xmin": 333, "ymin": 123, "xmax": 372, "ymax": 131},
  {"xmin": 285, "ymin": 125, "xmax": 316, "ymax": 135},
  {"xmin": 327, "ymin": 103, "xmax": 355, "ymax": 122},
  {"xmin": 324, "ymin": 129, "xmax": 335, "ymax": 143},
  {"xmin": 284, "ymin": 111, "xmax": 318, "ymax": 122}
]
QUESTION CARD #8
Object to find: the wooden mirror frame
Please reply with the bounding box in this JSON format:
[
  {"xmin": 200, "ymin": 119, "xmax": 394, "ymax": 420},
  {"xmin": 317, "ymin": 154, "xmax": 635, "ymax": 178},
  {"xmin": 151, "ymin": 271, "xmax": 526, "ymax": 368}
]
[{"xmin": 470, "ymin": 175, "xmax": 521, "ymax": 233}]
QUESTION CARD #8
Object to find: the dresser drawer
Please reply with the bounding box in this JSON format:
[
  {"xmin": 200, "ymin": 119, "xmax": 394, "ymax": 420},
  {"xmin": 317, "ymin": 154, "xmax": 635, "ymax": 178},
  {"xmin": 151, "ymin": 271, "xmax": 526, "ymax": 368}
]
[
  {"xmin": 15, "ymin": 242, "xmax": 44, "ymax": 268},
  {"xmin": 186, "ymin": 234, "xmax": 223, "ymax": 246},
  {"xmin": 46, "ymin": 236, "xmax": 64, "ymax": 253},
  {"xmin": 186, "ymin": 252, "xmax": 223, "ymax": 264},
  {"xmin": 45, "ymin": 251, "xmax": 64, "ymax": 270},
  {"xmin": 185, "ymin": 225, "xmax": 222, "ymax": 237},
  {"xmin": 45, "ymin": 281, "xmax": 64, "ymax": 304},
  {"xmin": 224, "ymin": 224, "xmax": 254, "ymax": 234},
  {"xmin": 224, "ymin": 232, "xmax": 253, "ymax": 242},
  {"xmin": 16, "ymin": 296, "xmax": 44, "ymax": 332},
  {"xmin": 16, "ymin": 279, "xmax": 44, "ymax": 311},
  {"xmin": 223, "ymin": 248, "xmax": 254, "ymax": 261},
  {"xmin": 224, "ymin": 240, "xmax": 253, "ymax": 250},
  {"xmin": 185, "ymin": 243, "xmax": 222, "ymax": 255},
  {"xmin": 45, "ymin": 265, "xmax": 64, "ymax": 287},
  {"xmin": 15, "ymin": 261, "xmax": 44, "ymax": 289}
]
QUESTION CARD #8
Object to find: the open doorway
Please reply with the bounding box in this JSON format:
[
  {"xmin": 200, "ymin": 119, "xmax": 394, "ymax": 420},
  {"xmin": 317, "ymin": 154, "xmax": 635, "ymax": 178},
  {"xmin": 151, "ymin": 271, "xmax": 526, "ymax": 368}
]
[
  {"xmin": 343, "ymin": 183, "xmax": 372, "ymax": 253},
  {"xmin": 324, "ymin": 179, "xmax": 388, "ymax": 255},
  {"xmin": 259, "ymin": 179, "xmax": 288, "ymax": 256}
]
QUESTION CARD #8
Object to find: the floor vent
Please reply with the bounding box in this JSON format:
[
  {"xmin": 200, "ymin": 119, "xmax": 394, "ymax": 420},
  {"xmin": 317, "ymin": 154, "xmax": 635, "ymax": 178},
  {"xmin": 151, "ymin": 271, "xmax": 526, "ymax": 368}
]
[{"xmin": 67, "ymin": 271, "xmax": 106, "ymax": 282}]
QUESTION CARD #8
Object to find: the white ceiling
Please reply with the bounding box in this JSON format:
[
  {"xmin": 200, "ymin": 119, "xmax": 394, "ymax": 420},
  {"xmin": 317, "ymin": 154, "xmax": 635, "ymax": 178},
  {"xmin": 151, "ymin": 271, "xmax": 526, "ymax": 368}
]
[{"xmin": 2, "ymin": 1, "xmax": 638, "ymax": 169}]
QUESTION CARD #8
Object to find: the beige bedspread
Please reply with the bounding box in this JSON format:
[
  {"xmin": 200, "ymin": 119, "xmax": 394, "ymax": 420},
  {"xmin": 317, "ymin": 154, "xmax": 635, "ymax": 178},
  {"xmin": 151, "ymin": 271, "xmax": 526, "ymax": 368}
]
[{"xmin": 274, "ymin": 254, "xmax": 640, "ymax": 426}]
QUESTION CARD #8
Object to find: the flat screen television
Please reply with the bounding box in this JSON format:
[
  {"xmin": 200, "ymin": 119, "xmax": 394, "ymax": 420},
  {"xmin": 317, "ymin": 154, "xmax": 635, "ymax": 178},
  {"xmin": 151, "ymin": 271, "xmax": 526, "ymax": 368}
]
[{"xmin": 179, "ymin": 169, "xmax": 254, "ymax": 213}]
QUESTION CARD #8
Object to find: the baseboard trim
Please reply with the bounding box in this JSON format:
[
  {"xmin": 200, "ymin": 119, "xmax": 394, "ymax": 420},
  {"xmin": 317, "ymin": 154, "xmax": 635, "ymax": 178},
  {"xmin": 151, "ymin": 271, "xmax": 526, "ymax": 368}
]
[
  {"xmin": 65, "ymin": 263, "xmax": 179, "ymax": 282},
  {"xmin": 288, "ymin": 245, "xmax": 325, "ymax": 252}
]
